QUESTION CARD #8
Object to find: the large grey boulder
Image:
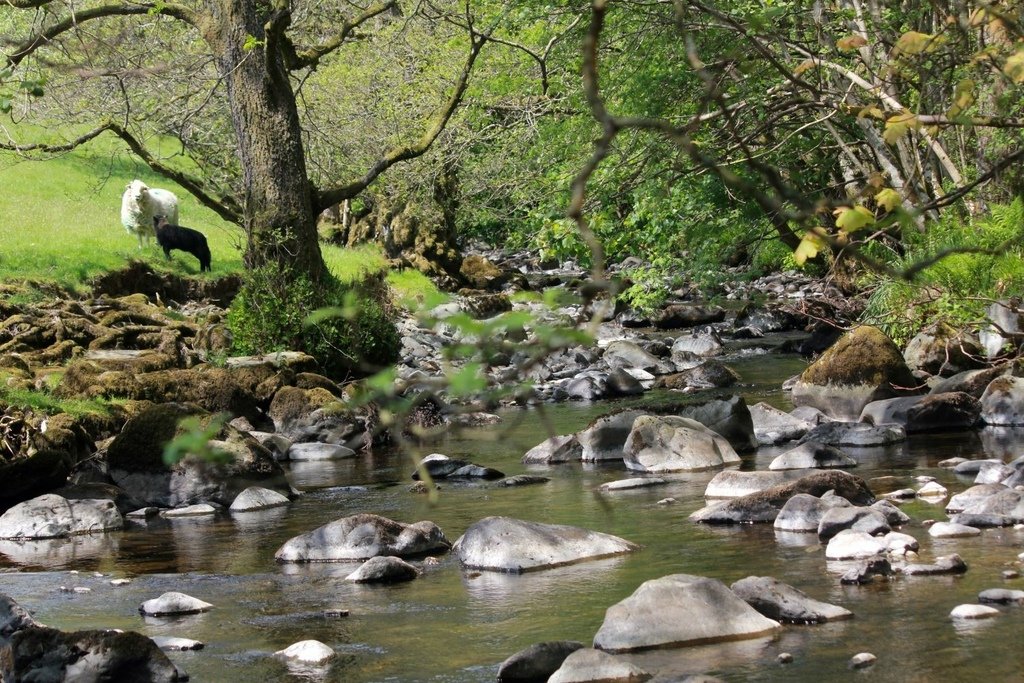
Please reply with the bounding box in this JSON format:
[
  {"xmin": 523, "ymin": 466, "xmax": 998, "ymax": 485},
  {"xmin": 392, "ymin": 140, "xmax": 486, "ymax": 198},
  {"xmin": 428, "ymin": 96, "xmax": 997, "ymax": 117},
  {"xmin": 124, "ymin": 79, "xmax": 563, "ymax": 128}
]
[
  {"xmin": 139, "ymin": 592, "xmax": 213, "ymax": 616},
  {"xmin": 577, "ymin": 411, "xmax": 645, "ymax": 462},
  {"xmin": 3, "ymin": 627, "xmax": 182, "ymax": 682},
  {"xmin": 704, "ymin": 470, "xmax": 813, "ymax": 499},
  {"xmin": 748, "ymin": 402, "xmax": 810, "ymax": 445},
  {"xmin": 275, "ymin": 513, "xmax": 450, "ymax": 562},
  {"xmin": 453, "ymin": 517, "xmax": 639, "ymax": 572},
  {"xmin": 860, "ymin": 392, "xmax": 980, "ymax": 432},
  {"xmin": 677, "ymin": 395, "xmax": 757, "ymax": 452},
  {"xmin": 791, "ymin": 326, "xmax": 919, "ymax": 420},
  {"xmin": 799, "ymin": 421, "xmax": 906, "ymax": 447},
  {"xmin": 730, "ymin": 576, "xmax": 853, "ymax": 623},
  {"xmin": 497, "ymin": 641, "xmax": 586, "ymax": 683},
  {"xmin": 930, "ymin": 365, "xmax": 1010, "ymax": 398},
  {"xmin": 952, "ymin": 489, "xmax": 1024, "ymax": 527},
  {"xmin": 623, "ymin": 416, "xmax": 739, "ymax": 473},
  {"xmin": 0, "ymin": 494, "xmax": 122, "ymax": 539},
  {"xmin": 0, "ymin": 593, "xmax": 40, "ymax": 637},
  {"xmin": 412, "ymin": 454, "xmax": 504, "ymax": 480},
  {"xmin": 773, "ymin": 493, "xmax": 842, "ymax": 532},
  {"xmin": 548, "ymin": 648, "xmax": 651, "ymax": 683},
  {"xmin": 900, "ymin": 554, "xmax": 968, "ymax": 575},
  {"xmin": 602, "ymin": 340, "xmax": 674, "ymax": 375},
  {"xmin": 768, "ymin": 442, "xmax": 855, "ymax": 471},
  {"xmin": 592, "ymin": 574, "xmax": 780, "ymax": 652},
  {"xmin": 670, "ymin": 329, "xmax": 723, "ymax": 361},
  {"xmin": 654, "ymin": 361, "xmax": 739, "ymax": 391},
  {"xmin": 229, "ymin": 486, "xmax": 290, "ymax": 512},
  {"xmin": 522, "ymin": 435, "xmax": 582, "ymax": 464},
  {"xmin": 904, "ymin": 324, "xmax": 981, "ymax": 376},
  {"xmin": 946, "ymin": 484, "xmax": 1006, "ymax": 514},
  {"xmin": 690, "ymin": 470, "xmax": 874, "ymax": 524},
  {"xmin": 980, "ymin": 376, "xmax": 1024, "ymax": 425},
  {"xmin": 817, "ymin": 507, "xmax": 890, "ymax": 541}
]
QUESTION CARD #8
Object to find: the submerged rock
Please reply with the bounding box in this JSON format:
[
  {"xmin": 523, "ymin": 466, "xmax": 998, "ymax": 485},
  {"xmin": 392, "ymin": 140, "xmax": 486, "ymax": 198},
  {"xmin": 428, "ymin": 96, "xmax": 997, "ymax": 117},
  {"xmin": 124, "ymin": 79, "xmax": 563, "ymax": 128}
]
[
  {"xmin": 453, "ymin": 516, "xmax": 639, "ymax": 572},
  {"xmin": 345, "ymin": 556, "xmax": 420, "ymax": 583},
  {"xmin": 592, "ymin": 574, "xmax": 780, "ymax": 652}
]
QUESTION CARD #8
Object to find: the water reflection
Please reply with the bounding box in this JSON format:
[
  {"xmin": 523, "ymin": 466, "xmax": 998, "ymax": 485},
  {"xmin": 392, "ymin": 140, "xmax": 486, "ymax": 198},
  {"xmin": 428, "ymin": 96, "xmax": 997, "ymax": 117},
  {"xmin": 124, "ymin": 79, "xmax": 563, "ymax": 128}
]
[
  {"xmin": 460, "ymin": 556, "xmax": 632, "ymax": 607},
  {"xmin": 0, "ymin": 534, "xmax": 119, "ymax": 568}
]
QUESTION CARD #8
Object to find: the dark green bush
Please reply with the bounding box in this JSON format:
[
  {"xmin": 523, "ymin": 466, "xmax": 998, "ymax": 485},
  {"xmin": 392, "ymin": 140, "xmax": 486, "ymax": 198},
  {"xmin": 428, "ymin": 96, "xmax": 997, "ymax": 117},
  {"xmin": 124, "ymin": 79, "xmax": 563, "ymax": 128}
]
[{"xmin": 227, "ymin": 264, "xmax": 400, "ymax": 380}]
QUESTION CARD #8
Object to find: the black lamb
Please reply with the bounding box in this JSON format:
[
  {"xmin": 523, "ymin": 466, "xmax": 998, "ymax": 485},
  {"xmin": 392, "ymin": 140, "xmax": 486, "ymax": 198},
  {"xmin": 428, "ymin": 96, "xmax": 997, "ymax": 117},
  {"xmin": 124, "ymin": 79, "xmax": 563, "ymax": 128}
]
[{"xmin": 153, "ymin": 215, "xmax": 212, "ymax": 272}]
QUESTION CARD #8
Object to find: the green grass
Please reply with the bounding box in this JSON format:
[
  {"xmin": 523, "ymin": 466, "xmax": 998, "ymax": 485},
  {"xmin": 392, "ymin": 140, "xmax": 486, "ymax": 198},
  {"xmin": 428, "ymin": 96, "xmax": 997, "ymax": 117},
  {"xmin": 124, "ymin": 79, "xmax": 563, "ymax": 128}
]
[
  {"xmin": 0, "ymin": 128, "xmax": 442, "ymax": 303},
  {"xmin": 0, "ymin": 372, "xmax": 119, "ymax": 418}
]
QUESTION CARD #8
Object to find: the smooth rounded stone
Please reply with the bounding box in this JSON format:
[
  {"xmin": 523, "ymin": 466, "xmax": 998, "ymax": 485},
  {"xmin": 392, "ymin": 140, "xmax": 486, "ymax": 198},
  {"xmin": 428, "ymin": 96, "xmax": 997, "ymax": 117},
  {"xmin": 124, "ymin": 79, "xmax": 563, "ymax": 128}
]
[
  {"xmin": 0, "ymin": 494, "xmax": 123, "ymax": 539},
  {"xmin": 778, "ymin": 653, "xmax": 794, "ymax": 664},
  {"xmin": 800, "ymin": 422, "xmax": 906, "ymax": 447},
  {"xmin": 1003, "ymin": 569, "xmax": 1020, "ymax": 579},
  {"xmin": 110, "ymin": 578, "xmax": 132, "ymax": 586},
  {"xmin": 522, "ymin": 435, "xmax": 583, "ymax": 464},
  {"xmin": 656, "ymin": 304, "xmax": 726, "ymax": 330},
  {"xmin": 600, "ymin": 477, "xmax": 667, "ymax": 492},
  {"xmin": 953, "ymin": 458, "xmax": 1004, "ymax": 475},
  {"xmin": 950, "ymin": 604, "xmax": 1000, "ymax": 619},
  {"xmin": 705, "ymin": 470, "xmax": 816, "ymax": 499},
  {"xmin": 979, "ymin": 588, "xmax": 1024, "ymax": 604},
  {"xmin": 411, "ymin": 454, "xmax": 504, "ymax": 480},
  {"xmin": 768, "ymin": 442, "xmax": 855, "ymax": 471},
  {"xmin": 884, "ymin": 488, "xmax": 917, "ymax": 500},
  {"xmin": 980, "ymin": 376, "xmax": 1024, "ymax": 425},
  {"xmin": 497, "ymin": 475, "xmax": 550, "ymax": 487},
  {"xmin": 592, "ymin": 574, "xmax": 780, "ymax": 652},
  {"xmin": 825, "ymin": 530, "xmax": 887, "ymax": 560},
  {"xmin": 691, "ymin": 471, "xmax": 875, "ymax": 525},
  {"xmin": 577, "ymin": 410, "xmax": 646, "ymax": 462},
  {"xmin": 883, "ymin": 531, "xmax": 920, "ymax": 555},
  {"xmin": 939, "ymin": 457, "xmax": 970, "ymax": 469},
  {"xmin": 274, "ymin": 640, "xmax": 336, "ymax": 664},
  {"xmin": 275, "ymin": 513, "xmax": 450, "ymax": 562},
  {"xmin": 139, "ymin": 591, "xmax": 213, "ymax": 616},
  {"xmin": 230, "ymin": 486, "xmax": 290, "ymax": 512},
  {"xmin": 730, "ymin": 576, "xmax": 853, "ymax": 623},
  {"xmin": 871, "ymin": 499, "xmax": 911, "ymax": 526},
  {"xmin": 161, "ymin": 503, "xmax": 218, "ymax": 518},
  {"xmin": 676, "ymin": 395, "xmax": 757, "ymax": 452},
  {"xmin": 840, "ymin": 558, "xmax": 893, "ymax": 584},
  {"xmin": 452, "ymin": 516, "xmax": 639, "ymax": 572},
  {"xmin": 773, "ymin": 494, "xmax": 835, "ymax": 533},
  {"xmin": 860, "ymin": 392, "xmax": 980, "ymax": 433},
  {"xmin": 975, "ymin": 461, "xmax": 1014, "ymax": 485},
  {"xmin": 670, "ymin": 329, "xmax": 723, "ymax": 360},
  {"xmin": 657, "ymin": 498, "xmax": 677, "ymax": 505},
  {"xmin": 623, "ymin": 415, "xmax": 740, "ymax": 473},
  {"xmin": 151, "ymin": 635, "xmax": 205, "ymax": 651},
  {"xmin": 606, "ymin": 368, "xmax": 646, "ymax": 396},
  {"xmin": 748, "ymin": 402, "xmax": 810, "ymax": 445},
  {"xmin": 817, "ymin": 507, "xmax": 890, "ymax": 542},
  {"xmin": 916, "ymin": 481, "xmax": 948, "ymax": 500},
  {"xmin": 496, "ymin": 641, "xmax": 585, "ymax": 683},
  {"xmin": 946, "ymin": 484, "xmax": 1007, "ymax": 514},
  {"xmin": 900, "ymin": 553, "xmax": 968, "ymax": 576},
  {"xmin": 288, "ymin": 442, "xmax": 357, "ymax": 461},
  {"xmin": 655, "ymin": 360, "xmax": 740, "ymax": 391},
  {"xmin": 928, "ymin": 521, "xmax": 981, "ymax": 538},
  {"xmin": 345, "ymin": 555, "xmax": 420, "ymax": 583},
  {"xmin": 849, "ymin": 652, "xmax": 877, "ymax": 669},
  {"xmin": 563, "ymin": 374, "xmax": 607, "ymax": 400},
  {"xmin": 791, "ymin": 325, "xmax": 917, "ymax": 420},
  {"xmin": 602, "ymin": 339, "xmax": 674, "ymax": 374},
  {"xmin": 548, "ymin": 648, "xmax": 651, "ymax": 683}
]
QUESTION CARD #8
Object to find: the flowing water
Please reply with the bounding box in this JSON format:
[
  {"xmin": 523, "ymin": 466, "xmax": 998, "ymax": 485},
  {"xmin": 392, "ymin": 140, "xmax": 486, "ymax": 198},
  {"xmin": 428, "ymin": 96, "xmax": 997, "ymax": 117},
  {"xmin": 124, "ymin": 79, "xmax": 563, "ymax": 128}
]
[{"xmin": 4, "ymin": 352, "xmax": 1024, "ymax": 682}]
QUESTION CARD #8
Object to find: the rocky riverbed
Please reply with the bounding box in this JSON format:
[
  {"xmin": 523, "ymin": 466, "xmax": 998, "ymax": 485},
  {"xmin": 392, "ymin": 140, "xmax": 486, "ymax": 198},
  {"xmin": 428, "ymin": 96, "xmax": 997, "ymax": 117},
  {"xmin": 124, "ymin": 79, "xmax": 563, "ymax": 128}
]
[{"xmin": 3, "ymin": 252, "xmax": 1024, "ymax": 681}]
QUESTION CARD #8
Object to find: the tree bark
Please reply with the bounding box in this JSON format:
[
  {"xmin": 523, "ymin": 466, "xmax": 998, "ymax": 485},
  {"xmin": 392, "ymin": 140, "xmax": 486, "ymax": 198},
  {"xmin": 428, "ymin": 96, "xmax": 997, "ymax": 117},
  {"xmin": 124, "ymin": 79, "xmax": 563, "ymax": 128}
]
[{"xmin": 206, "ymin": 0, "xmax": 325, "ymax": 280}]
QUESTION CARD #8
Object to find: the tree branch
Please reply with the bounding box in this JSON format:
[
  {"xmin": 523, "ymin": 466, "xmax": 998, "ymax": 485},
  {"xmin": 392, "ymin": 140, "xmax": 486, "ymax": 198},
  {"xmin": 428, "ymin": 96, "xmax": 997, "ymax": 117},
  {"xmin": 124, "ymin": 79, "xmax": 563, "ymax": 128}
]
[
  {"xmin": 315, "ymin": 27, "xmax": 488, "ymax": 210},
  {"xmin": 290, "ymin": 0, "xmax": 398, "ymax": 70}
]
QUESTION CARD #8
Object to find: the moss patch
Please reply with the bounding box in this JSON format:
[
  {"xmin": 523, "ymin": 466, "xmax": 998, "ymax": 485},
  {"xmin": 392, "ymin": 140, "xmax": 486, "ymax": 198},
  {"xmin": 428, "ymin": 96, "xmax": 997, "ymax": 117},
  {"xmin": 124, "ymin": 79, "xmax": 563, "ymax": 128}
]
[{"xmin": 801, "ymin": 326, "xmax": 916, "ymax": 387}]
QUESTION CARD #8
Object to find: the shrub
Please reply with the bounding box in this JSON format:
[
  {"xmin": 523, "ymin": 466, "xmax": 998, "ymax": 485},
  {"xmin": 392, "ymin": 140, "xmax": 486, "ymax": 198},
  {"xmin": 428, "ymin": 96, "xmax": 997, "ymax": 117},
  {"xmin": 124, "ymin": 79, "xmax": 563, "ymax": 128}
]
[{"xmin": 227, "ymin": 264, "xmax": 400, "ymax": 380}]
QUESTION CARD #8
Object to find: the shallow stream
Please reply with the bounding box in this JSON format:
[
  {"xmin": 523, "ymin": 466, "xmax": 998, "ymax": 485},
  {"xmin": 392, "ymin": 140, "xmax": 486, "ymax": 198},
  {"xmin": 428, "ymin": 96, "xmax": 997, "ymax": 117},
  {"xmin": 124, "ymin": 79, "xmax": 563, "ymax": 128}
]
[{"xmin": 4, "ymin": 352, "xmax": 1024, "ymax": 681}]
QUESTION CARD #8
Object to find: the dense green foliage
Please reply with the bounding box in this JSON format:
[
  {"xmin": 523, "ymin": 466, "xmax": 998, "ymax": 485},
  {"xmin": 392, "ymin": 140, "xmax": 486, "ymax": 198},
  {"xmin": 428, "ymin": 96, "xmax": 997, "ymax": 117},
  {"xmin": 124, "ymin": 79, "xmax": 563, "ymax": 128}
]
[{"xmin": 227, "ymin": 264, "xmax": 401, "ymax": 380}]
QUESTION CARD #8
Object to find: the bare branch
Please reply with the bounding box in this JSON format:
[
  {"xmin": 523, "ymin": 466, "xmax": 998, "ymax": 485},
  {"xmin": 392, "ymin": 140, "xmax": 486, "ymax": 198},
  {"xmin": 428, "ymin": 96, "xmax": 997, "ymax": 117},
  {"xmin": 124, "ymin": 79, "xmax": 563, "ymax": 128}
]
[{"xmin": 290, "ymin": 0, "xmax": 398, "ymax": 70}]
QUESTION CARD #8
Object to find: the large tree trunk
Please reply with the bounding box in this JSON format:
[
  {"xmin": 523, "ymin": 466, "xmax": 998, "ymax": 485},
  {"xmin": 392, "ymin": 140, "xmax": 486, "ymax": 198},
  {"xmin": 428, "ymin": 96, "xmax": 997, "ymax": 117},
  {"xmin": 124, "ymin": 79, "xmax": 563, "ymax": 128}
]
[{"xmin": 207, "ymin": 0, "xmax": 326, "ymax": 280}]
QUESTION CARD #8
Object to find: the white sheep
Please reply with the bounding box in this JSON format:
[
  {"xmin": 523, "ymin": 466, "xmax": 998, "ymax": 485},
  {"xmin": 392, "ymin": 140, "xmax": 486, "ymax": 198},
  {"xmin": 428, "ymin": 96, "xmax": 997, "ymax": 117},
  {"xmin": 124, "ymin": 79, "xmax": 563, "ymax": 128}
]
[{"xmin": 120, "ymin": 179, "xmax": 179, "ymax": 249}]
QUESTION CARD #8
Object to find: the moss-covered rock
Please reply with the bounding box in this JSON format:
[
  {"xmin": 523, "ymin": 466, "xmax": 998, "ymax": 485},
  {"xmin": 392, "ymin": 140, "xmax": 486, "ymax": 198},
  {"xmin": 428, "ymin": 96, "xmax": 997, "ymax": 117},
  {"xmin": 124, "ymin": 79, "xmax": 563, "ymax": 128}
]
[
  {"xmin": 268, "ymin": 386, "xmax": 340, "ymax": 434},
  {"xmin": 793, "ymin": 325, "xmax": 919, "ymax": 419}
]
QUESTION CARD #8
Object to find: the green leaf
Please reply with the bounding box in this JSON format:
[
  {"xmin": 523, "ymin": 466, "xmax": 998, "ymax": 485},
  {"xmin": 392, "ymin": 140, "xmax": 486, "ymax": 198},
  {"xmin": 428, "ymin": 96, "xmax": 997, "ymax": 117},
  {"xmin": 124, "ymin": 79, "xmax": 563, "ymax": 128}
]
[
  {"xmin": 893, "ymin": 31, "xmax": 945, "ymax": 56},
  {"xmin": 243, "ymin": 34, "xmax": 264, "ymax": 52},
  {"xmin": 0, "ymin": 97, "xmax": 11, "ymax": 114},
  {"xmin": 875, "ymin": 188, "xmax": 901, "ymax": 212},
  {"xmin": 883, "ymin": 113, "xmax": 918, "ymax": 145},
  {"xmin": 1005, "ymin": 49, "xmax": 1024, "ymax": 84},
  {"xmin": 834, "ymin": 205, "xmax": 875, "ymax": 232},
  {"xmin": 448, "ymin": 363, "xmax": 487, "ymax": 397},
  {"xmin": 793, "ymin": 229, "xmax": 826, "ymax": 266}
]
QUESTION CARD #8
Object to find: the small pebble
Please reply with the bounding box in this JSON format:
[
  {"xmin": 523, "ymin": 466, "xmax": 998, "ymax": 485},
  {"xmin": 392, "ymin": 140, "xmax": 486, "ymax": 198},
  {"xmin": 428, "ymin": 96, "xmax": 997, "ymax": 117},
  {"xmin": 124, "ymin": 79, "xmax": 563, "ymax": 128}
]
[
  {"xmin": 110, "ymin": 578, "xmax": 132, "ymax": 587},
  {"xmin": 1003, "ymin": 570, "xmax": 1020, "ymax": 580},
  {"xmin": 92, "ymin": 572, "xmax": 104, "ymax": 578},
  {"xmin": 423, "ymin": 557, "xmax": 440, "ymax": 565},
  {"xmin": 778, "ymin": 652, "xmax": 794, "ymax": 664},
  {"xmin": 657, "ymin": 497, "xmax": 677, "ymax": 505},
  {"xmin": 323, "ymin": 609, "xmax": 350, "ymax": 619},
  {"xmin": 849, "ymin": 653, "xmax": 877, "ymax": 669}
]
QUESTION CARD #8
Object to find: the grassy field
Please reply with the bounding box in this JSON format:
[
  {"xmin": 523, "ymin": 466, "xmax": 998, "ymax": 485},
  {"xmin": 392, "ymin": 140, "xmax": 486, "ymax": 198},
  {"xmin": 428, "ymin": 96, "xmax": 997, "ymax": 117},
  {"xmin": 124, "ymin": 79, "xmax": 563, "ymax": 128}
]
[{"xmin": 0, "ymin": 136, "xmax": 439, "ymax": 302}]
